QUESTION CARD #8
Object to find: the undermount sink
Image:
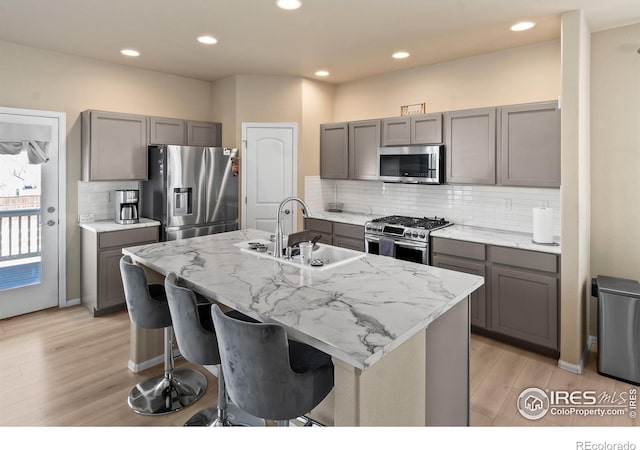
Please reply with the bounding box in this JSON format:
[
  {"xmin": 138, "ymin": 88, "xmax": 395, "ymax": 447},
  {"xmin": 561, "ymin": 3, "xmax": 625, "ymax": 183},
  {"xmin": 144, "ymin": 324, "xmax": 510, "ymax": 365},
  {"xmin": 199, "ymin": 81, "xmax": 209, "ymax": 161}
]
[{"xmin": 236, "ymin": 240, "xmax": 365, "ymax": 270}]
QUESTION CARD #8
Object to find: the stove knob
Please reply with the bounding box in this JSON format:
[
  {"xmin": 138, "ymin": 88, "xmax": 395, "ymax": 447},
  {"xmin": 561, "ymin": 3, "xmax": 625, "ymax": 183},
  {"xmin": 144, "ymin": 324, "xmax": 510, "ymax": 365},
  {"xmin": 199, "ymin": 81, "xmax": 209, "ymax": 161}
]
[
  {"xmin": 419, "ymin": 232, "xmax": 426, "ymax": 239},
  {"xmin": 411, "ymin": 231, "xmax": 418, "ymax": 238},
  {"xmin": 365, "ymin": 224, "xmax": 371, "ymax": 230},
  {"xmin": 404, "ymin": 230, "xmax": 411, "ymax": 237}
]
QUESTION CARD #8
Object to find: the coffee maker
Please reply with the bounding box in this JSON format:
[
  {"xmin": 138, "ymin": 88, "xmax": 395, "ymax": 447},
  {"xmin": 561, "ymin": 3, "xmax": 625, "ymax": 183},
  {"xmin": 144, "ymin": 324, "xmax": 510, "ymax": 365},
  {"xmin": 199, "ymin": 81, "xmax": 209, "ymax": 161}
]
[{"xmin": 114, "ymin": 189, "xmax": 139, "ymax": 224}]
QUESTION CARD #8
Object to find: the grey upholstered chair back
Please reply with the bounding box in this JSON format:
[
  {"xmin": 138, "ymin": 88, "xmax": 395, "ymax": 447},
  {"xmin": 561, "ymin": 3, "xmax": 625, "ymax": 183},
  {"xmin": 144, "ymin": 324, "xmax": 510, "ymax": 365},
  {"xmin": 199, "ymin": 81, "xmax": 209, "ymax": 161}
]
[
  {"xmin": 119, "ymin": 255, "xmax": 171, "ymax": 329},
  {"xmin": 164, "ymin": 273, "xmax": 221, "ymax": 366},
  {"xmin": 211, "ymin": 305, "xmax": 334, "ymax": 421}
]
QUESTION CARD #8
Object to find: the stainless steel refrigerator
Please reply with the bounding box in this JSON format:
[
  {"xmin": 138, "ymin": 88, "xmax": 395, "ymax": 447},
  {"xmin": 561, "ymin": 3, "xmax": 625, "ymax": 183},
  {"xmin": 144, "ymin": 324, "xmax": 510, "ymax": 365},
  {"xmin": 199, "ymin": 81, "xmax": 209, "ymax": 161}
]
[{"xmin": 142, "ymin": 145, "xmax": 239, "ymax": 241}]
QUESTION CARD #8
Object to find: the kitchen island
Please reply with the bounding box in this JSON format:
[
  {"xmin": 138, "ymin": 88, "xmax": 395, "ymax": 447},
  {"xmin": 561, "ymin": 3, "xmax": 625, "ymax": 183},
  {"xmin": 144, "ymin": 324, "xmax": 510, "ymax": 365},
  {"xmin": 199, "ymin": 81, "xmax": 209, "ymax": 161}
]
[{"xmin": 123, "ymin": 229, "xmax": 484, "ymax": 426}]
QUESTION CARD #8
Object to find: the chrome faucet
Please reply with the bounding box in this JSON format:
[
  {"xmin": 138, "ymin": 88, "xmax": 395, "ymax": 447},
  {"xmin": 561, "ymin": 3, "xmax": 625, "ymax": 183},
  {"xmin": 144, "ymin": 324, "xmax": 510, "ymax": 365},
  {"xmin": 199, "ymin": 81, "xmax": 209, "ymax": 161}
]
[{"xmin": 273, "ymin": 197, "xmax": 312, "ymax": 259}]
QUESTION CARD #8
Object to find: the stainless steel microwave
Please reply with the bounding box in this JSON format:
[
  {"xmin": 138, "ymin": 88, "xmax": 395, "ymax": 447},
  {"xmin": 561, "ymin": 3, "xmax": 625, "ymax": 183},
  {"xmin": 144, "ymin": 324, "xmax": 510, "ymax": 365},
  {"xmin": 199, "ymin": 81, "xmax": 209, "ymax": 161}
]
[{"xmin": 377, "ymin": 145, "xmax": 445, "ymax": 184}]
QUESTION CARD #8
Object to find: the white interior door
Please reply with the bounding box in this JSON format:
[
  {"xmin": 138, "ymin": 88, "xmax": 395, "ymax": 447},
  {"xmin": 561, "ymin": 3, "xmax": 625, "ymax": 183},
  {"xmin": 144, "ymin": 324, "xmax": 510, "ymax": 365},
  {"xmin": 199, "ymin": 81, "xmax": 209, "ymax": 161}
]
[
  {"xmin": 0, "ymin": 110, "xmax": 64, "ymax": 319},
  {"xmin": 242, "ymin": 123, "xmax": 297, "ymax": 235}
]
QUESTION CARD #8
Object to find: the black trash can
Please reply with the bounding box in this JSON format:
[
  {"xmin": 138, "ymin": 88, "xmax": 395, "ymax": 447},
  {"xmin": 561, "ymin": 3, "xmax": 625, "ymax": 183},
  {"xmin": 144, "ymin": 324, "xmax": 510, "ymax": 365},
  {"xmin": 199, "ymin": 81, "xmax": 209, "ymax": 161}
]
[{"xmin": 595, "ymin": 275, "xmax": 640, "ymax": 385}]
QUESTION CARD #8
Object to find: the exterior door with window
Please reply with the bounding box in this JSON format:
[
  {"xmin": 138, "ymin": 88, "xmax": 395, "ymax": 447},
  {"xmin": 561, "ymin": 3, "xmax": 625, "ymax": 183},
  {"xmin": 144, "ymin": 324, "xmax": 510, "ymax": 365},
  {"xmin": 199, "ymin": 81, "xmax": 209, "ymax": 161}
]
[{"xmin": 0, "ymin": 109, "xmax": 63, "ymax": 319}]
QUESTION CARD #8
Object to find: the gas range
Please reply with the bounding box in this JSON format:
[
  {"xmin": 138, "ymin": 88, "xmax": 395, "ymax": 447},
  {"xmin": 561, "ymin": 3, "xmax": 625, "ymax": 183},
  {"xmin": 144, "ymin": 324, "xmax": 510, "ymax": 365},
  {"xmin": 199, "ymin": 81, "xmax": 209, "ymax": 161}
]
[{"xmin": 364, "ymin": 215, "xmax": 452, "ymax": 244}]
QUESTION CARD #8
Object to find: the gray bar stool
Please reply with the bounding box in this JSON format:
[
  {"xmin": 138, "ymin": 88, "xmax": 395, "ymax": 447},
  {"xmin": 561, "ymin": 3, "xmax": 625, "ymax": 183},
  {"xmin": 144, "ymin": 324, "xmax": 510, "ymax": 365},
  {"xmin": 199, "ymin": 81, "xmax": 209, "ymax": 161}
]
[
  {"xmin": 119, "ymin": 255, "xmax": 207, "ymax": 415},
  {"xmin": 164, "ymin": 273, "xmax": 265, "ymax": 426},
  {"xmin": 211, "ymin": 304, "xmax": 335, "ymax": 426}
]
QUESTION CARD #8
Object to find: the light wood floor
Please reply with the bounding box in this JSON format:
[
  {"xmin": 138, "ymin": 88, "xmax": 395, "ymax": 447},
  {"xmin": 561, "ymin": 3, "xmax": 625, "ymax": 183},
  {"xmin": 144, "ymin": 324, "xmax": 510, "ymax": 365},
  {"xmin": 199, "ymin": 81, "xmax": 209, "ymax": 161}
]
[{"xmin": 0, "ymin": 305, "xmax": 637, "ymax": 426}]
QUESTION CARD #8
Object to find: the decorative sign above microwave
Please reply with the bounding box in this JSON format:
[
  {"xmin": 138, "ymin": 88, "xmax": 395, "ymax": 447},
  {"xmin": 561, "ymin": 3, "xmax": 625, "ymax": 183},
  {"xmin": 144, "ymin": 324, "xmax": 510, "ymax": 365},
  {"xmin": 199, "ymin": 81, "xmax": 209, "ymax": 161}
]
[{"xmin": 400, "ymin": 102, "xmax": 426, "ymax": 116}]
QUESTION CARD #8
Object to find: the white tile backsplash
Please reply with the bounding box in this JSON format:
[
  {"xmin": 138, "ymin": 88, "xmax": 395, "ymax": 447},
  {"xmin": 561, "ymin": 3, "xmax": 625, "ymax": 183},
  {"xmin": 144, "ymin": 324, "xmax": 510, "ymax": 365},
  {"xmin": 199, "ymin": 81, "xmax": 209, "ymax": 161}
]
[
  {"xmin": 77, "ymin": 181, "xmax": 140, "ymax": 222},
  {"xmin": 304, "ymin": 176, "xmax": 561, "ymax": 235}
]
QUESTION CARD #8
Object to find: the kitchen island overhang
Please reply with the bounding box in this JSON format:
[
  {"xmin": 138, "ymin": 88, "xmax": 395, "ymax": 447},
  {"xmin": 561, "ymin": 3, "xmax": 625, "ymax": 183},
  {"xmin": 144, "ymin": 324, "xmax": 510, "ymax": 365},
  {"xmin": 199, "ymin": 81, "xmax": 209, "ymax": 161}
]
[{"xmin": 123, "ymin": 229, "xmax": 484, "ymax": 426}]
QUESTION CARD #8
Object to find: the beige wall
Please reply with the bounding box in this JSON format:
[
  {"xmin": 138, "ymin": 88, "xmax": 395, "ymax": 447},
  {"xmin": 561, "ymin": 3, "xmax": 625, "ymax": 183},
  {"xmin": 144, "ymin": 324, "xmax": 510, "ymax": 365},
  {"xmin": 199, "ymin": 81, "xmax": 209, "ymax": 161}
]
[
  {"xmin": 211, "ymin": 76, "xmax": 237, "ymax": 148},
  {"xmin": 334, "ymin": 41, "xmax": 561, "ymax": 121},
  {"xmin": 0, "ymin": 40, "xmax": 213, "ymax": 300},
  {"xmin": 559, "ymin": 11, "xmax": 591, "ymax": 367},
  {"xmin": 212, "ymin": 75, "xmax": 334, "ymax": 229},
  {"xmin": 589, "ymin": 23, "xmax": 640, "ymax": 333}
]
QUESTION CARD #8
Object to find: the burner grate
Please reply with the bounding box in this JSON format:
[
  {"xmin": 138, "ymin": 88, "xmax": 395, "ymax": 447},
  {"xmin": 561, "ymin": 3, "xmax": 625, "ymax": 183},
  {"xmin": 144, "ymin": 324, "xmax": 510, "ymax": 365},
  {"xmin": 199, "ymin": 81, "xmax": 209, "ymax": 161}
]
[{"xmin": 371, "ymin": 215, "xmax": 449, "ymax": 229}]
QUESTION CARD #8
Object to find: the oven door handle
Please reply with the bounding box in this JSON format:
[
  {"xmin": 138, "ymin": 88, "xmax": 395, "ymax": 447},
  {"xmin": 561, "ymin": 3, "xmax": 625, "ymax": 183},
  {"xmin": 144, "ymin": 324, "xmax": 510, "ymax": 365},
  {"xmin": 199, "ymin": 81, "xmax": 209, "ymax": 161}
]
[
  {"xmin": 365, "ymin": 236, "xmax": 428, "ymax": 250},
  {"xmin": 395, "ymin": 241, "xmax": 428, "ymax": 250}
]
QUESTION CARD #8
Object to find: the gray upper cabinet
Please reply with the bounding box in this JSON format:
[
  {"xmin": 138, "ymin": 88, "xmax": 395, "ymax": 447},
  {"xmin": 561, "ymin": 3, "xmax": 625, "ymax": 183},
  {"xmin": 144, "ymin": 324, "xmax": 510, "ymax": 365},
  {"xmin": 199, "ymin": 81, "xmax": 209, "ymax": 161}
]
[
  {"xmin": 381, "ymin": 117, "xmax": 411, "ymax": 146},
  {"xmin": 444, "ymin": 107, "xmax": 496, "ymax": 185},
  {"xmin": 186, "ymin": 120, "xmax": 221, "ymax": 147},
  {"xmin": 381, "ymin": 113, "xmax": 442, "ymax": 146},
  {"xmin": 349, "ymin": 119, "xmax": 381, "ymax": 180},
  {"xmin": 411, "ymin": 113, "xmax": 443, "ymax": 144},
  {"xmin": 148, "ymin": 116, "xmax": 185, "ymax": 145},
  {"xmin": 149, "ymin": 117, "xmax": 221, "ymax": 147},
  {"xmin": 81, "ymin": 110, "xmax": 148, "ymax": 181},
  {"xmin": 320, "ymin": 123, "xmax": 349, "ymax": 179},
  {"xmin": 499, "ymin": 101, "xmax": 560, "ymax": 188}
]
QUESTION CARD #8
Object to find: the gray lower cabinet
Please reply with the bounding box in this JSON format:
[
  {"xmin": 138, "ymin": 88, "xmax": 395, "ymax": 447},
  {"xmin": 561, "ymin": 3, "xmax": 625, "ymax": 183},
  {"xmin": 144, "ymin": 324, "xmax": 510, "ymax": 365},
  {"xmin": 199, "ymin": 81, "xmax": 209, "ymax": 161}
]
[
  {"xmin": 304, "ymin": 218, "xmax": 365, "ymax": 251},
  {"xmin": 491, "ymin": 265, "xmax": 558, "ymax": 349},
  {"xmin": 304, "ymin": 218, "xmax": 333, "ymax": 245},
  {"xmin": 348, "ymin": 119, "xmax": 381, "ymax": 181},
  {"xmin": 444, "ymin": 107, "xmax": 496, "ymax": 185},
  {"xmin": 499, "ymin": 101, "xmax": 560, "ymax": 187},
  {"xmin": 333, "ymin": 222, "xmax": 365, "ymax": 252},
  {"xmin": 81, "ymin": 226, "xmax": 159, "ymax": 316},
  {"xmin": 381, "ymin": 113, "xmax": 443, "ymax": 146},
  {"xmin": 81, "ymin": 110, "xmax": 148, "ymax": 181},
  {"xmin": 431, "ymin": 236, "xmax": 560, "ymax": 355},
  {"xmin": 432, "ymin": 255, "xmax": 487, "ymax": 328},
  {"xmin": 320, "ymin": 123, "xmax": 349, "ymax": 180}
]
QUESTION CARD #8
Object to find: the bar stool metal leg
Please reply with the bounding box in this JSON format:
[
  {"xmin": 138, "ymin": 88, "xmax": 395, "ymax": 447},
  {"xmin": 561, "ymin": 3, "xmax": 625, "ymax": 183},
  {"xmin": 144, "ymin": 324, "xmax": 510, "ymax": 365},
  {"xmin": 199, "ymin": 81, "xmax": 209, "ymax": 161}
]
[
  {"xmin": 128, "ymin": 327, "xmax": 208, "ymax": 415},
  {"xmin": 183, "ymin": 366, "xmax": 265, "ymax": 426}
]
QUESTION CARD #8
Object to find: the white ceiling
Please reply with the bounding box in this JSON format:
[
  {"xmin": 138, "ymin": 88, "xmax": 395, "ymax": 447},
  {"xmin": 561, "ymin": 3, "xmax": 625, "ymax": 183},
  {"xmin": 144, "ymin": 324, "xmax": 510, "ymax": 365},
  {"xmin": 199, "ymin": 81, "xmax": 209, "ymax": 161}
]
[{"xmin": 0, "ymin": 0, "xmax": 638, "ymax": 84}]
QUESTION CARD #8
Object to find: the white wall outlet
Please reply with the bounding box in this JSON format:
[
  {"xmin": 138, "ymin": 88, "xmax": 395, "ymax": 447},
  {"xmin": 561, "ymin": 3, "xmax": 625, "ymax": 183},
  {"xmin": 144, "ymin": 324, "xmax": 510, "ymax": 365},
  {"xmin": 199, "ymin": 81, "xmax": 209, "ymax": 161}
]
[
  {"xmin": 79, "ymin": 213, "xmax": 95, "ymax": 223},
  {"xmin": 88, "ymin": 192, "xmax": 110, "ymax": 202}
]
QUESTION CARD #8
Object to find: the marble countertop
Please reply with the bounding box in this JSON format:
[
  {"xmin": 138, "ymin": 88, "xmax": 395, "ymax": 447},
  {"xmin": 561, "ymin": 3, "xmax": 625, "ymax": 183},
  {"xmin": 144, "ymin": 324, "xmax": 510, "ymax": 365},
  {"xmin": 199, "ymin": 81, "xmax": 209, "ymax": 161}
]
[
  {"xmin": 123, "ymin": 228, "xmax": 483, "ymax": 370},
  {"xmin": 430, "ymin": 224, "xmax": 561, "ymax": 255},
  {"xmin": 78, "ymin": 218, "xmax": 161, "ymax": 233},
  {"xmin": 310, "ymin": 210, "xmax": 382, "ymax": 226}
]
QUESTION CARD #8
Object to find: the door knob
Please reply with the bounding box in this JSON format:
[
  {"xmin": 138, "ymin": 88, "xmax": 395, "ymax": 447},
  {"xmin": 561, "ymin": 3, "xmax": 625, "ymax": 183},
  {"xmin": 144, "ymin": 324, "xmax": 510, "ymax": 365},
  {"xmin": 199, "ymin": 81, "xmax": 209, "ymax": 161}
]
[
  {"xmin": 47, "ymin": 206, "xmax": 55, "ymax": 213},
  {"xmin": 47, "ymin": 219, "xmax": 56, "ymax": 226},
  {"xmin": 283, "ymin": 209, "xmax": 291, "ymax": 215}
]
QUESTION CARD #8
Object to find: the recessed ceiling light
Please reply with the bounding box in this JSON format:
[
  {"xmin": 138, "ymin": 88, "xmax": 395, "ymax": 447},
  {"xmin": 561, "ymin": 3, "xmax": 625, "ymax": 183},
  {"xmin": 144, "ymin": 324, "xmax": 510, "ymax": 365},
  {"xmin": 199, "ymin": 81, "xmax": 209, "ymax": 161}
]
[
  {"xmin": 276, "ymin": 0, "xmax": 302, "ymax": 10},
  {"xmin": 392, "ymin": 51, "xmax": 410, "ymax": 59},
  {"xmin": 197, "ymin": 35, "xmax": 218, "ymax": 45},
  {"xmin": 120, "ymin": 49, "xmax": 140, "ymax": 57},
  {"xmin": 510, "ymin": 21, "xmax": 536, "ymax": 31},
  {"xmin": 315, "ymin": 70, "xmax": 330, "ymax": 77}
]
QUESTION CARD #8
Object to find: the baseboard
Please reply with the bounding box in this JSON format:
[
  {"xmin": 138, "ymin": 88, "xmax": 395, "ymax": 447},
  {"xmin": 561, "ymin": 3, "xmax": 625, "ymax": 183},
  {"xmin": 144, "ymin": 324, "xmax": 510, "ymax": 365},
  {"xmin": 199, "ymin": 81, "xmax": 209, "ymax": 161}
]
[
  {"xmin": 63, "ymin": 297, "xmax": 81, "ymax": 307},
  {"xmin": 557, "ymin": 337, "xmax": 593, "ymax": 375},
  {"xmin": 128, "ymin": 354, "xmax": 164, "ymax": 373},
  {"xmin": 203, "ymin": 364, "xmax": 219, "ymax": 377},
  {"xmin": 127, "ymin": 348, "xmax": 183, "ymax": 374}
]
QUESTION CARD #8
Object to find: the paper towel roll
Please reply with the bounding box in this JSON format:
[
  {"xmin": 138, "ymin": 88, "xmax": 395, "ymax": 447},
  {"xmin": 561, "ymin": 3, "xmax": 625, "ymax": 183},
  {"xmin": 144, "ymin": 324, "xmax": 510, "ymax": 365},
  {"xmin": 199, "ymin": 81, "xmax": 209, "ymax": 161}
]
[{"xmin": 532, "ymin": 207, "xmax": 554, "ymax": 244}]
